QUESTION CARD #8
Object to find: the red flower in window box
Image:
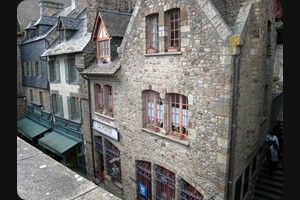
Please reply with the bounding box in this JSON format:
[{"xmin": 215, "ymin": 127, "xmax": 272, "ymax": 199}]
[
  {"xmin": 167, "ymin": 46, "xmax": 180, "ymax": 52},
  {"xmin": 147, "ymin": 124, "xmax": 160, "ymax": 132},
  {"xmin": 147, "ymin": 48, "xmax": 159, "ymax": 54}
]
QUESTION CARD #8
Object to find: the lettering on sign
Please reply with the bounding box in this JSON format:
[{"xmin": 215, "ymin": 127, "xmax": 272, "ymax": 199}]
[{"xmin": 92, "ymin": 120, "xmax": 119, "ymax": 141}]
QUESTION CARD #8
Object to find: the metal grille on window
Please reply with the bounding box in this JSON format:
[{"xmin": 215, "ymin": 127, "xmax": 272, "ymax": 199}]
[
  {"xmin": 180, "ymin": 178, "xmax": 204, "ymax": 200},
  {"xmin": 155, "ymin": 165, "xmax": 175, "ymax": 200},
  {"xmin": 105, "ymin": 139, "xmax": 121, "ymax": 183},
  {"xmin": 95, "ymin": 136, "xmax": 103, "ymax": 153},
  {"xmin": 137, "ymin": 161, "xmax": 152, "ymax": 200}
]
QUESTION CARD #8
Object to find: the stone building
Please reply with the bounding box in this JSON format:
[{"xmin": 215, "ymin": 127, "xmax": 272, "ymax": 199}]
[
  {"xmin": 80, "ymin": 0, "xmax": 278, "ymax": 200},
  {"xmin": 17, "ymin": 0, "xmax": 89, "ymax": 174}
]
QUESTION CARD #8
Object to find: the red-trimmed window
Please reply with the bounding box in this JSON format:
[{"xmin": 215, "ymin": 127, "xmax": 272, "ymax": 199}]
[
  {"xmin": 169, "ymin": 93, "xmax": 188, "ymax": 138},
  {"xmin": 167, "ymin": 9, "xmax": 180, "ymax": 52},
  {"xmin": 155, "ymin": 165, "xmax": 175, "ymax": 200},
  {"xmin": 145, "ymin": 90, "xmax": 164, "ymax": 128},
  {"xmin": 105, "ymin": 85, "xmax": 114, "ymax": 117},
  {"xmin": 97, "ymin": 38, "xmax": 110, "ymax": 63},
  {"xmin": 146, "ymin": 14, "xmax": 159, "ymax": 53},
  {"xmin": 137, "ymin": 161, "xmax": 152, "ymax": 200},
  {"xmin": 94, "ymin": 84, "xmax": 104, "ymax": 113},
  {"xmin": 180, "ymin": 178, "xmax": 204, "ymax": 200},
  {"xmin": 105, "ymin": 139, "xmax": 121, "ymax": 184}
]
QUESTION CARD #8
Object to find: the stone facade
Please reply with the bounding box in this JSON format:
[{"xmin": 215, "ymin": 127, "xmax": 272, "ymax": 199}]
[{"xmin": 81, "ymin": 0, "xmax": 277, "ymax": 200}]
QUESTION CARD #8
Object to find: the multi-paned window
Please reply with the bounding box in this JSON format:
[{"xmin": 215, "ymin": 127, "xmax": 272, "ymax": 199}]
[
  {"xmin": 137, "ymin": 161, "xmax": 152, "ymax": 200},
  {"xmin": 143, "ymin": 91, "xmax": 188, "ymax": 139},
  {"xmin": 94, "ymin": 84, "xmax": 104, "ymax": 113},
  {"xmin": 155, "ymin": 165, "xmax": 175, "ymax": 200},
  {"xmin": 34, "ymin": 61, "xmax": 41, "ymax": 77},
  {"xmin": 39, "ymin": 91, "xmax": 44, "ymax": 106},
  {"xmin": 48, "ymin": 59, "xmax": 60, "ymax": 83},
  {"xmin": 94, "ymin": 84, "xmax": 114, "ymax": 117},
  {"xmin": 180, "ymin": 178, "xmax": 204, "ymax": 200},
  {"xmin": 105, "ymin": 85, "xmax": 114, "ymax": 117},
  {"xmin": 68, "ymin": 96, "xmax": 80, "ymax": 120},
  {"xmin": 65, "ymin": 56, "xmax": 79, "ymax": 84},
  {"xmin": 99, "ymin": 40, "xmax": 109, "ymax": 61},
  {"xmin": 51, "ymin": 93, "xmax": 63, "ymax": 116},
  {"xmin": 105, "ymin": 139, "xmax": 121, "ymax": 184},
  {"xmin": 146, "ymin": 14, "xmax": 159, "ymax": 53},
  {"xmin": 167, "ymin": 9, "xmax": 180, "ymax": 51},
  {"xmin": 145, "ymin": 90, "xmax": 163, "ymax": 128},
  {"xmin": 170, "ymin": 93, "xmax": 188, "ymax": 138}
]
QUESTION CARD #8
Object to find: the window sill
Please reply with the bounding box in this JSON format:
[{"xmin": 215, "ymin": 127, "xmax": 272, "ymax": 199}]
[
  {"xmin": 141, "ymin": 128, "xmax": 189, "ymax": 147},
  {"xmin": 105, "ymin": 175, "xmax": 123, "ymax": 189},
  {"xmin": 95, "ymin": 112, "xmax": 115, "ymax": 121},
  {"xmin": 144, "ymin": 51, "xmax": 182, "ymax": 57}
]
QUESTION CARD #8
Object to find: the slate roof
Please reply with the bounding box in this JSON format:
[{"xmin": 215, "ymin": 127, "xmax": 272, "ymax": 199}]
[
  {"xmin": 41, "ymin": 9, "xmax": 91, "ymax": 56},
  {"xmin": 99, "ymin": 9, "xmax": 132, "ymax": 37},
  {"xmin": 58, "ymin": 16, "xmax": 83, "ymax": 30},
  {"xmin": 34, "ymin": 16, "xmax": 58, "ymax": 26},
  {"xmin": 25, "ymin": 21, "xmax": 37, "ymax": 30},
  {"xmin": 81, "ymin": 57, "xmax": 121, "ymax": 76}
]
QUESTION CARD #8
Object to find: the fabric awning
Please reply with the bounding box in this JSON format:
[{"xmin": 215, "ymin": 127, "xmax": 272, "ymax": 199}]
[
  {"xmin": 38, "ymin": 131, "xmax": 80, "ymax": 155},
  {"xmin": 17, "ymin": 118, "xmax": 50, "ymax": 141}
]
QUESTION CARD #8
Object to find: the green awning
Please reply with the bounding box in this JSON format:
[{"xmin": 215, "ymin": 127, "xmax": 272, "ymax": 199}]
[
  {"xmin": 38, "ymin": 131, "xmax": 80, "ymax": 155},
  {"xmin": 17, "ymin": 118, "xmax": 50, "ymax": 141}
]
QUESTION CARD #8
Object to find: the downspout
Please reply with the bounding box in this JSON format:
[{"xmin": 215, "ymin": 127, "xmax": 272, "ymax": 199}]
[
  {"xmin": 226, "ymin": 44, "xmax": 243, "ymax": 200},
  {"xmin": 82, "ymin": 74, "xmax": 96, "ymax": 177}
]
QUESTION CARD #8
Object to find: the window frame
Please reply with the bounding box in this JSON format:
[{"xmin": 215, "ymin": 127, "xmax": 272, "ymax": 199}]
[
  {"xmin": 146, "ymin": 14, "xmax": 159, "ymax": 53},
  {"xmin": 94, "ymin": 84, "xmax": 104, "ymax": 114},
  {"xmin": 167, "ymin": 9, "xmax": 181, "ymax": 52},
  {"xmin": 169, "ymin": 93, "xmax": 188, "ymax": 138},
  {"xmin": 97, "ymin": 37, "xmax": 110, "ymax": 63},
  {"xmin": 145, "ymin": 90, "xmax": 164, "ymax": 129},
  {"xmin": 105, "ymin": 85, "xmax": 114, "ymax": 117}
]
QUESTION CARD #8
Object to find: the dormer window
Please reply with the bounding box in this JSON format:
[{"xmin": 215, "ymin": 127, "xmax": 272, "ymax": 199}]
[
  {"xmin": 96, "ymin": 21, "xmax": 110, "ymax": 63},
  {"xmin": 98, "ymin": 39, "xmax": 110, "ymax": 63}
]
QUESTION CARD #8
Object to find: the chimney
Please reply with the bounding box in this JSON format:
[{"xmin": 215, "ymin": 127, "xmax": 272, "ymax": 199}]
[
  {"xmin": 39, "ymin": 0, "xmax": 64, "ymax": 16},
  {"xmin": 72, "ymin": 0, "xmax": 78, "ymax": 10}
]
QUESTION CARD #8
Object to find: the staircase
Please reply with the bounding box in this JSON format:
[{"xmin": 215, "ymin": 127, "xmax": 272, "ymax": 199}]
[{"xmin": 252, "ymin": 158, "xmax": 283, "ymax": 200}]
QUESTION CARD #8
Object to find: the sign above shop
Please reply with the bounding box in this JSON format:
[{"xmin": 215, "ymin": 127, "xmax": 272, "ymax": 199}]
[{"xmin": 92, "ymin": 119, "xmax": 119, "ymax": 141}]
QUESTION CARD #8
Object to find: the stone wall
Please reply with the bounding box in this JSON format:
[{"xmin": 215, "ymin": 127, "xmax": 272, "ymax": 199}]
[
  {"xmin": 273, "ymin": 44, "xmax": 283, "ymax": 80},
  {"xmin": 98, "ymin": 0, "xmax": 234, "ymax": 199}
]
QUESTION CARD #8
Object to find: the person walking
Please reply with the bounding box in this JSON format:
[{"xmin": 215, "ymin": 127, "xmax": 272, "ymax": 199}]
[{"xmin": 269, "ymin": 142, "xmax": 279, "ymax": 175}]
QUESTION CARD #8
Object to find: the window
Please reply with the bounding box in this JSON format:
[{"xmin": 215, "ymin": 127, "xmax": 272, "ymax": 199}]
[
  {"xmin": 39, "ymin": 91, "xmax": 44, "ymax": 106},
  {"xmin": 24, "ymin": 62, "xmax": 29, "ymax": 76},
  {"xmin": 65, "ymin": 57, "xmax": 79, "ymax": 84},
  {"xmin": 51, "ymin": 93, "xmax": 63, "ymax": 116},
  {"xmin": 96, "ymin": 22, "xmax": 110, "ymax": 63},
  {"xmin": 30, "ymin": 89, "xmax": 34, "ymax": 102},
  {"xmin": 94, "ymin": 84, "xmax": 104, "ymax": 113},
  {"xmin": 242, "ymin": 164, "xmax": 250, "ymax": 198},
  {"xmin": 49, "ymin": 60, "xmax": 60, "ymax": 82},
  {"xmin": 180, "ymin": 178, "xmax": 204, "ymax": 200},
  {"xmin": 155, "ymin": 165, "xmax": 175, "ymax": 200},
  {"xmin": 94, "ymin": 84, "xmax": 114, "ymax": 117},
  {"xmin": 105, "ymin": 85, "xmax": 114, "ymax": 117},
  {"xmin": 234, "ymin": 175, "xmax": 242, "ymax": 200},
  {"xmin": 266, "ymin": 20, "xmax": 271, "ymax": 56},
  {"xmin": 34, "ymin": 61, "xmax": 41, "ymax": 77},
  {"xmin": 68, "ymin": 96, "xmax": 80, "ymax": 120},
  {"xmin": 169, "ymin": 94, "xmax": 188, "ymax": 138},
  {"xmin": 146, "ymin": 14, "xmax": 159, "ymax": 53},
  {"xmin": 167, "ymin": 9, "xmax": 180, "ymax": 52},
  {"xmin": 99, "ymin": 40, "xmax": 109, "ymax": 61},
  {"xmin": 142, "ymin": 92, "xmax": 189, "ymax": 139},
  {"xmin": 137, "ymin": 161, "xmax": 152, "ymax": 200},
  {"xmin": 145, "ymin": 90, "xmax": 163, "ymax": 128},
  {"xmin": 105, "ymin": 139, "xmax": 121, "ymax": 184},
  {"xmin": 251, "ymin": 154, "xmax": 257, "ymax": 174}
]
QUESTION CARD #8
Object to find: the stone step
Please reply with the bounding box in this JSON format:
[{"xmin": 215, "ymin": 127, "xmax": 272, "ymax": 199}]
[{"xmin": 254, "ymin": 188, "xmax": 282, "ymax": 200}]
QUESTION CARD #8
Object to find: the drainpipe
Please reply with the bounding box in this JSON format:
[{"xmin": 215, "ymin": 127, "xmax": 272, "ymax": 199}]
[
  {"xmin": 82, "ymin": 74, "xmax": 96, "ymax": 177},
  {"xmin": 226, "ymin": 46, "xmax": 243, "ymax": 200}
]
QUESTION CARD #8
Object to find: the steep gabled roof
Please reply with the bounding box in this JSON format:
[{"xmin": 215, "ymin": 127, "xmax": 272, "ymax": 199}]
[
  {"xmin": 34, "ymin": 16, "xmax": 58, "ymax": 26},
  {"xmin": 57, "ymin": 16, "xmax": 83, "ymax": 30},
  {"xmin": 92, "ymin": 9, "xmax": 132, "ymax": 40},
  {"xmin": 25, "ymin": 21, "xmax": 37, "ymax": 30}
]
